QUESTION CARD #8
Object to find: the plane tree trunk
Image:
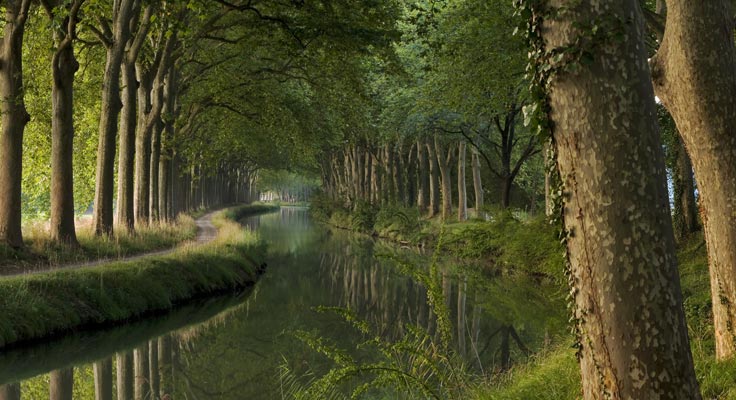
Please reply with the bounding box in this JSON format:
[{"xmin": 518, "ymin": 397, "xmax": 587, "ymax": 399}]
[{"xmin": 541, "ymin": 0, "xmax": 701, "ymax": 397}]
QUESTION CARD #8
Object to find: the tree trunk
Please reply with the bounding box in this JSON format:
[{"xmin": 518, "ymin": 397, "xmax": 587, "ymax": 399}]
[
  {"xmin": 158, "ymin": 335, "xmax": 173, "ymax": 399},
  {"xmin": 149, "ymin": 339, "xmax": 159, "ymax": 397},
  {"xmin": 426, "ymin": 140, "xmax": 440, "ymax": 218},
  {"xmin": 94, "ymin": 358, "xmax": 113, "ymax": 400},
  {"xmin": 0, "ymin": 0, "xmax": 32, "ymax": 248},
  {"xmin": 93, "ymin": 1, "xmax": 133, "ymax": 236},
  {"xmin": 543, "ymin": 0, "xmax": 700, "ymax": 397},
  {"xmin": 49, "ymin": 37, "xmax": 79, "ymax": 246},
  {"xmin": 117, "ymin": 4, "xmax": 152, "ymax": 231},
  {"xmin": 117, "ymin": 61, "xmax": 137, "ymax": 231},
  {"xmin": 134, "ymin": 64, "xmax": 152, "ymax": 225},
  {"xmin": 500, "ymin": 176, "xmax": 512, "ymax": 210},
  {"xmin": 0, "ymin": 383, "xmax": 19, "ymax": 400},
  {"xmin": 650, "ymin": 0, "xmax": 736, "ymax": 360},
  {"xmin": 117, "ymin": 352, "xmax": 134, "ymax": 400},
  {"xmin": 671, "ymin": 137, "xmax": 699, "ymax": 241},
  {"xmin": 457, "ymin": 141, "xmax": 467, "ymax": 221},
  {"xmin": 471, "ymin": 145, "xmax": 483, "ymax": 218},
  {"xmin": 134, "ymin": 343, "xmax": 150, "ymax": 400},
  {"xmin": 49, "ymin": 368, "xmax": 73, "ymax": 400},
  {"xmin": 417, "ymin": 140, "xmax": 429, "ymax": 212},
  {"xmin": 149, "ymin": 122, "xmax": 162, "ymax": 222},
  {"xmin": 435, "ymin": 135, "xmax": 453, "ymax": 221}
]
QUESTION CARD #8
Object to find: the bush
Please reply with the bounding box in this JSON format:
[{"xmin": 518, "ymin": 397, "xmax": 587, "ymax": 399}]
[
  {"xmin": 374, "ymin": 204, "xmax": 422, "ymax": 239},
  {"xmin": 350, "ymin": 200, "xmax": 378, "ymax": 233}
]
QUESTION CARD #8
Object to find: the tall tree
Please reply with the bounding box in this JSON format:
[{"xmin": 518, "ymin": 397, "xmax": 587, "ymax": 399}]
[
  {"xmin": 117, "ymin": 3, "xmax": 154, "ymax": 230},
  {"xmin": 90, "ymin": 0, "xmax": 135, "ymax": 235},
  {"xmin": 41, "ymin": 0, "xmax": 86, "ymax": 246},
  {"xmin": 533, "ymin": 0, "xmax": 701, "ymax": 397},
  {"xmin": 0, "ymin": 0, "xmax": 32, "ymax": 248},
  {"xmin": 650, "ymin": 0, "xmax": 736, "ymax": 359}
]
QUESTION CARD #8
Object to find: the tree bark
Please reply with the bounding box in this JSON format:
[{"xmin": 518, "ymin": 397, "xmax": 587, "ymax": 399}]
[
  {"xmin": 434, "ymin": 135, "xmax": 453, "ymax": 221},
  {"xmin": 0, "ymin": 383, "xmax": 19, "ymax": 400},
  {"xmin": 543, "ymin": 0, "xmax": 700, "ymax": 397},
  {"xmin": 134, "ymin": 343, "xmax": 150, "ymax": 400},
  {"xmin": 117, "ymin": 351, "xmax": 134, "ymax": 400},
  {"xmin": 417, "ymin": 140, "xmax": 429, "ymax": 212},
  {"xmin": 426, "ymin": 140, "xmax": 440, "ymax": 218},
  {"xmin": 94, "ymin": 358, "xmax": 113, "ymax": 400},
  {"xmin": 671, "ymin": 137, "xmax": 699, "ymax": 241},
  {"xmin": 0, "ymin": 0, "xmax": 32, "ymax": 248},
  {"xmin": 457, "ymin": 141, "xmax": 467, "ymax": 221},
  {"xmin": 49, "ymin": 368, "xmax": 74, "ymax": 400},
  {"xmin": 93, "ymin": 0, "xmax": 134, "ymax": 236},
  {"xmin": 650, "ymin": 0, "xmax": 736, "ymax": 360},
  {"xmin": 46, "ymin": 0, "xmax": 84, "ymax": 246},
  {"xmin": 117, "ymin": 4, "xmax": 153, "ymax": 231},
  {"xmin": 134, "ymin": 62, "xmax": 153, "ymax": 225},
  {"xmin": 471, "ymin": 144, "xmax": 483, "ymax": 218}
]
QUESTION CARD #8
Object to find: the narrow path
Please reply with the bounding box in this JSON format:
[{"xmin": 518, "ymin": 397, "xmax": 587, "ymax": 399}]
[{"xmin": 2, "ymin": 210, "xmax": 220, "ymax": 277}]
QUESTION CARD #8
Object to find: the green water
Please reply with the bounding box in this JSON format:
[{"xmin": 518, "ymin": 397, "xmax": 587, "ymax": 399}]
[{"xmin": 0, "ymin": 207, "xmax": 563, "ymax": 399}]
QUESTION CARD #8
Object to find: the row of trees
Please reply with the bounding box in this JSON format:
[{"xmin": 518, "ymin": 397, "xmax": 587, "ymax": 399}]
[
  {"xmin": 319, "ymin": 0, "xmax": 544, "ymax": 222},
  {"xmin": 0, "ymin": 0, "xmax": 399, "ymax": 249}
]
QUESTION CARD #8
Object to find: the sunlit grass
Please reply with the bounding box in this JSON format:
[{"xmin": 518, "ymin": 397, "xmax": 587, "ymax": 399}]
[
  {"xmin": 0, "ymin": 214, "xmax": 198, "ymax": 272},
  {"xmin": 0, "ymin": 204, "xmax": 276, "ymax": 349}
]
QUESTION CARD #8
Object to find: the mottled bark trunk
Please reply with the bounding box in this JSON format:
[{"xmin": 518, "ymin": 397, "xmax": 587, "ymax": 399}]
[
  {"xmin": 94, "ymin": 358, "xmax": 113, "ymax": 400},
  {"xmin": 0, "ymin": 0, "xmax": 32, "ymax": 248},
  {"xmin": 650, "ymin": 0, "xmax": 736, "ymax": 360},
  {"xmin": 93, "ymin": 1, "xmax": 133, "ymax": 236},
  {"xmin": 471, "ymin": 145, "xmax": 483, "ymax": 218},
  {"xmin": 543, "ymin": 0, "xmax": 700, "ymax": 397},
  {"xmin": 50, "ymin": 39, "xmax": 79, "ymax": 246},
  {"xmin": 49, "ymin": 368, "xmax": 73, "ymax": 400},
  {"xmin": 134, "ymin": 65, "xmax": 152, "ymax": 225},
  {"xmin": 457, "ymin": 141, "xmax": 467, "ymax": 221},
  {"xmin": 117, "ymin": 61, "xmax": 137, "ymax": 230},
  {"xmin": 116, "ymin": 4, "xmax": 151, "ymax": 231},
  {"xmin": 116, "ymin": 352, "xmax": 134, "ymax": 400}
]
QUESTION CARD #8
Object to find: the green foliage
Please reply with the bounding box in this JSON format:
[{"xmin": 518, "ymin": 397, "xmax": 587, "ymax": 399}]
[
  {"xmin": 374, "ymin": 204, "xmax": 422, "ymax": 239},
  {"xmin": 349, "ymin": 201, "xmax": 378, "ymax": 233}
]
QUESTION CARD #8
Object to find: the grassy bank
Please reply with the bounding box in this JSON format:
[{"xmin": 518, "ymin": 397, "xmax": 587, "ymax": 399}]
[
  {"xmin": 0, "ymin": 214, "xmax": 199, "ymax": 274},
  {"xmin": 0, "ymin": 203, "xmax": 279, "ymax": 349},
  {"xmin": 311, "ymin": 199, "xmax": 733, "ymax": 398}
]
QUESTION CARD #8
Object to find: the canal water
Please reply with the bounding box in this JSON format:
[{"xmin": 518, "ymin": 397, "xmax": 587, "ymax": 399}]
[{"xmin": 0, "ymin": 207, "xmax": 562, "ymax": 399}]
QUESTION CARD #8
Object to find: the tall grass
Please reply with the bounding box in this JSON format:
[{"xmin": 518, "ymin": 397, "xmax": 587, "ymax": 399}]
[{"xmin": 0, "ymin": 214, "xmax": 198, "ymax": 273}]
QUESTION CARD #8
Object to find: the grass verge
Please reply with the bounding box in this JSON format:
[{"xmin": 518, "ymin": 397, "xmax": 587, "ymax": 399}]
[
  {"xmin": 0, "ymin": 214, "xmax": 199, "ymax": 273},
  {"xmin": 0, "ymin": 203, "xmax": 279, "ymax": 350}
]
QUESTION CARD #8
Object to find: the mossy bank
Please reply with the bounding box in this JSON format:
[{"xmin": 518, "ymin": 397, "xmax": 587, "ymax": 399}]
[{"xmin": 0, "ymin": 203, "xmax": 279, "ymax": 349}]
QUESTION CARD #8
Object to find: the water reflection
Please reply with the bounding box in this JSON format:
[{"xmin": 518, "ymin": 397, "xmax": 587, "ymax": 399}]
[{"xmin": 0, "ymin": 207, "xmax": 562, "ymax": 398}]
